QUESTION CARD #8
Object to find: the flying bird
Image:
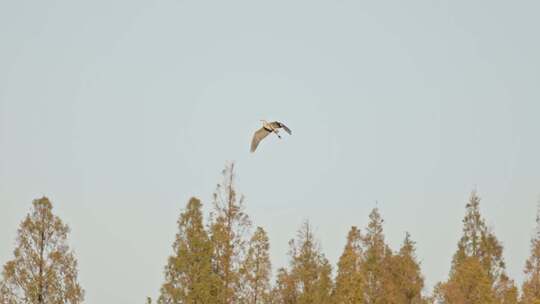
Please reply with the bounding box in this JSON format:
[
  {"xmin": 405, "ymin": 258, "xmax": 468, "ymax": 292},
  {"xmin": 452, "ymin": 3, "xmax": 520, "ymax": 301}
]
[{"xmin": 250, "ymin": 120, "xmax": 292, "ymax": 152}]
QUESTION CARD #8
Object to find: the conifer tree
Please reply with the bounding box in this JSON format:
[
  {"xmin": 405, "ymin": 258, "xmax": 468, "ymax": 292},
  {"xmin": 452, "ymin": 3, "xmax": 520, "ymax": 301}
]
[
  {"xmin": 273, "ymin": 268, "xmax": 297, "ymax": 304},
  {"xmin": 333, "ymin": 226, "xmax": 364, "ymax": 304},
  {"xmin": 435, "ymin": 191, "xmax": 517, "ymax": 304},
  {"xmin": 158, "ymin": 197, "xmax": 218, "ymax": 304},
  {"xmin": 276, "ymin": 221, "xmax": 333, "ymax": 304},
  {"xmin": 434, "ymin": 257, "xmax": 496, "ymax": 304},
  {"xmin": 521, "ymin": 202, "xmax": 540, "ymax": 304},
  {"xmin": 210, "ymin": 163, "xmax": 251, "ymax": 304},
  {"xmin": 361, "ymin": 208, "xmax": 394, "ymax": 304},
  {"xmin": 0, "ymin": 197, "xmax": 84, "ymax": 304},
  {"xmin": 390, "ymin": 232, "xmax": 425, "ymax": 304},
  {"xmin": 240, "ymin": 227, "xmax": 272, "ymax": 304}
]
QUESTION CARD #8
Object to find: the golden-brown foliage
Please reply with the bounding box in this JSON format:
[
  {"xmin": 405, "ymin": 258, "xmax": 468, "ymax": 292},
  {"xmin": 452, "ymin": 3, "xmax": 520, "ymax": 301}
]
[
  {"xmin": 333, "ymin": 226, "xmax": 364, "ymax": 304},
  {"xmin": 274, "ymin": 221, "xmax": 333, "ymax": 304},
  {"xmin": 389, "ymin": 233, "xmax": 425, "ymax": 304},
  {"xmin": 522, "ymin": 203, "xmax": 540, "ymax": 304},
  {"xmin": 158, "ymin": 197, "xmax": 219, "ymax": 304},
  {"xmin": 361, "ymin": 208, "xmax": 394, "ymax": 304},
  {"xmin": 435, "ymin": 191, "xmax": 517, "ymax": 304},
  {"xmin": 239, "ymin": 227, "xmax": 272, "ymax": 304},
  {"xmin": 0, "ymin": 197, "xmax": 84, "ymax": 304},
  {"xmin": 210, "ymin": 163, "xmax": 252, "ymax": 304},
  {"xmin": 435, "ymin": 256, "xmax": 496, "ymax": 304}
]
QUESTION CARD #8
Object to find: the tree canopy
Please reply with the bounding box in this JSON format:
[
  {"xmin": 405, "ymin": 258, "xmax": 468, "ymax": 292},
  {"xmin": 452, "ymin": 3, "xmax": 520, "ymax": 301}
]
[{"xmin": 0, "ymin": 197, "xmax": 84, "ymax": 304}]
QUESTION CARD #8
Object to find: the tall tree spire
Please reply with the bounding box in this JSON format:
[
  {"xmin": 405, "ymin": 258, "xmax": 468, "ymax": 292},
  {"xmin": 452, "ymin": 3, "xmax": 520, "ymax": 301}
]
[
  {"xmin": 210, "ymin": 162, "xmax": 251, "ymax": 304},
  {"xmin": 392, "ymin": 232, "xmax": 424, "ymax": 303},
  {"xmin": 435, "ymin": 191, "xmax": 517, "ymax": 304},
  {"xmin": 158, "ymin": 197, "xmax": 219, "ymax": 304},
  {"xmin": 361, "ymin": 208, "xmax": 393, "ymax": 303},
  {"xmin": 275, "ymin": 221, "xmax": 332, "ymax": 304},
  {"xmin": 240, "ymin": 227, "xmax": 272, "ymax": 304},
  {"xmin": 0, "ymin": 197, "xmax": 84, "ymax": 304},
  {"xmin": 333, "ymin": 226, "xmax": 364, "ymax": 304}
]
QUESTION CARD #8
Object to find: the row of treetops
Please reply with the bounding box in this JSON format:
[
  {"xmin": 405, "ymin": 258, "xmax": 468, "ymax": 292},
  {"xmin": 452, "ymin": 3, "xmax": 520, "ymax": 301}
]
[{"xmin": 2, "ymin": 163, "xmax": 540, "ymax": 303}]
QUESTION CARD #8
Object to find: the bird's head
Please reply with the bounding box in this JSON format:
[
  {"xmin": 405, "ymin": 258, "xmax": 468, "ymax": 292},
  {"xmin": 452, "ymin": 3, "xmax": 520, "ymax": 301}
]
[{"xmin": 260, "ymin": 119, "xmax": 268, "ymax": 124}]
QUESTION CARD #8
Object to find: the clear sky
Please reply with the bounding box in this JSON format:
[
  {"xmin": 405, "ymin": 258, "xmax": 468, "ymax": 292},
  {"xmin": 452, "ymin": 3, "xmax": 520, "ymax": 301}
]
[{"xmin": 1, "ymin": 1, "xmax": 539, "ymax": 303}]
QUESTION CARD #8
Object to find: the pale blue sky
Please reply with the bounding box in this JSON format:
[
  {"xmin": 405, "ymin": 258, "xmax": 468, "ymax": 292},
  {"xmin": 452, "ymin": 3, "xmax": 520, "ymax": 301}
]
[{"xmin": 1, "ymin": 1, "xmax": 539, "ymax": 303}]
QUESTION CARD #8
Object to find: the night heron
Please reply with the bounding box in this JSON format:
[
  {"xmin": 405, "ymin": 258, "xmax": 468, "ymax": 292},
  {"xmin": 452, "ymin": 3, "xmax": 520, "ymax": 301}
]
[{"xmin": 250, "ymin": 120, "xmax": 292, "ymax": 152}]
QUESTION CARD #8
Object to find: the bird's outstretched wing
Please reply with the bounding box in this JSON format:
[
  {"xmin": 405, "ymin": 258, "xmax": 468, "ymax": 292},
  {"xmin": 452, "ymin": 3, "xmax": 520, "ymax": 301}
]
[
  {"xmin": 251, "ymin": 127, "xmax": 271, "ymax": 152},
  {"xmin": 270, "ymin": 121, "xmax": 292, "ymax": 135}
]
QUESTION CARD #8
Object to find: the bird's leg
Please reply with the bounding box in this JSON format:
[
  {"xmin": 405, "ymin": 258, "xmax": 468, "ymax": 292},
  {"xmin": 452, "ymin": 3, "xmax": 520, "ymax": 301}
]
[{"xmin": 274, "ymin": 130, "xmax": 281, "ymax": 139}]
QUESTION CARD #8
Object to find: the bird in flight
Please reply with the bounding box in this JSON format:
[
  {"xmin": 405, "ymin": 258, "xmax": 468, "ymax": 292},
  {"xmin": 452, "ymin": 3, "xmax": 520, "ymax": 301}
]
[{"xmin": 250, "ymin": 120, "xmax": 292, "ymax": 152}]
